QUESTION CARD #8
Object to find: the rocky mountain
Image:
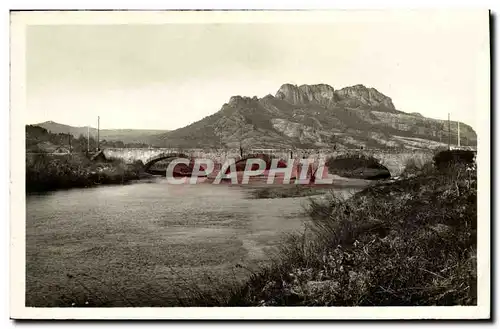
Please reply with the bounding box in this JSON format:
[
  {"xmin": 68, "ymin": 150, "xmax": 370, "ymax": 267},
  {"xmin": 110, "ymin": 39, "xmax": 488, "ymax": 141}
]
[
  {"xmin": 152, "ymin": 83, "xmax": 477, "ymax": 150},
  {"xmin": 34, "ymin": 121, "xmax": 168, "ymax": 145}
]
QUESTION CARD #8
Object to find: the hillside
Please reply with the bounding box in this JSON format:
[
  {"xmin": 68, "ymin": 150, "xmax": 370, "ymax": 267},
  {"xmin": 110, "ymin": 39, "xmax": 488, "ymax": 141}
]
[
  {"xmin": 152, "ymin": 84, "xmax": 477, "ymax": 150},
  {"xmin": 33, "ymin": 121, "xmax": 168, "ymax": 145}
]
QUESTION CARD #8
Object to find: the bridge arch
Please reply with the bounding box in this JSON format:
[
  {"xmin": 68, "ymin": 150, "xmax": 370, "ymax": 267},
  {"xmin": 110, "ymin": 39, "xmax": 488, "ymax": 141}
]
[
  {"xmin": 143, "ymin": 153, "xmax": 190, "ymax": 172},
  {"xmin": 228, "ymin": 154, "xmax": 290, "ymax": 173}
]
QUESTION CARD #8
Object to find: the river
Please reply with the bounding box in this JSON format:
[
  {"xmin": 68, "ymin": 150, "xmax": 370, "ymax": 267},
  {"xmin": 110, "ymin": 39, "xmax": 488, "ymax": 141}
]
[{"xmin": 26, "ymin": 178, "xmax": 364, "ymax": 306}]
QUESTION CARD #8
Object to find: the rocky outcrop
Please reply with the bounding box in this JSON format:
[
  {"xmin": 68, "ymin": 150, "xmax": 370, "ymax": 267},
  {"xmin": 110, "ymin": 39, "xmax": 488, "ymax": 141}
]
[
  {"xmin": 275, "ymin": 83, "xmax": 338, "ymax": 107},
  {"xmin": 275, "ymin": 83, "xmax": 396, "ymax": 112},
  {"xmin": 275, "ymin": 84, "xmax": 308, "ymax": 105},
  {"xmin": 334, "ymin": 84, "xmax": 396, "ymax": 111},
  {"xmin": 228, "ymin": 95, "xmax": 259, "ymax": 107}
]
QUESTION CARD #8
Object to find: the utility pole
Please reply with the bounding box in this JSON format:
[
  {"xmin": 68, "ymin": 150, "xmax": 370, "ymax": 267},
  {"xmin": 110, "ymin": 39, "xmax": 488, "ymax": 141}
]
[
  {"xmin": 457, "ymin": 121, "xmax": 460, "ymax": 148},
  {"xmin": 448, "ymin": 113, "xmax": 451, "ymax": 150},
  {"xmin": 68, "ymin": 132, "xmax": 72, "ymax": 154},
  {"xmin": 97, "ymin": 116, "xmax": 100, "ymax": 151}
]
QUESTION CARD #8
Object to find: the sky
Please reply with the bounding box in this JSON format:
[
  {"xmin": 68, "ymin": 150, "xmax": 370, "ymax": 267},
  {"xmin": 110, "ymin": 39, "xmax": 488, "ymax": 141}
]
[{"xmin": 25, "ymin": 11, "xmax": 489, "ymax": 130}]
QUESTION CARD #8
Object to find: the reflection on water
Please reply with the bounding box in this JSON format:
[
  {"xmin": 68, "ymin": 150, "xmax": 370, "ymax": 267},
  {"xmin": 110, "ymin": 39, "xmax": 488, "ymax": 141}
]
[{"xmin": 26, "ymin": 178, "xmax": 362, "ymax": 306}]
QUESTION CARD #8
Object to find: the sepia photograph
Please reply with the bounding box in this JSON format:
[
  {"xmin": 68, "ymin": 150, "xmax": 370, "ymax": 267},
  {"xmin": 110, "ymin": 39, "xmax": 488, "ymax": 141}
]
[{"xmin": 9, "ymin": 9, "xmax": 490, "ymax": 320}]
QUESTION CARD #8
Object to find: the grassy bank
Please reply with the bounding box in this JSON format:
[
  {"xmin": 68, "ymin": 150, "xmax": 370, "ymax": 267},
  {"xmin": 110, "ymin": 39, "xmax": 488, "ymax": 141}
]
[
  {"xmin": 196, "ymin": 159, "xmax": 476, "ymax": 306},
  {"xmin": 26, "ymin": 152, "xmax": 144, "ymax": 192}
]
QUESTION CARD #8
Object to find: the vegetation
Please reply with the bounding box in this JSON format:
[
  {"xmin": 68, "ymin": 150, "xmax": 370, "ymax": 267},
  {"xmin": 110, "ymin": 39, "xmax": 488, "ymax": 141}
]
[
  {"xmin": 400, "ymin": 155, "xmax": 435, "ymax": 178},
  {"xmin": 26, "ymin": 152, "xmax": 144, "ymax": 192},
  {"xmin": 402, "ymin": 149, "xmax": 475, "ymax": 178},
  {"xmin": 217, "ymin": 160, "xmax": 476, "ymax": 306},
  {"xmin": 433, "ymin": 149, "xmax": 476, "ymax": 170}
]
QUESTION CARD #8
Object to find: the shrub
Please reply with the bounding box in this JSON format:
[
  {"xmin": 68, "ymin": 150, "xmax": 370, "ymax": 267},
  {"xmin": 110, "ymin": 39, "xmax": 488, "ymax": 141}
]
[
  {"xmin": 26, "ymin": 152, "xmax": 144, "ymax": 192},
  {"xmin": 401, "ymin": 156, "xmax": 434, "ymax": 178},
  {"xmin": 433, "ymin": 150, "xmax": 476, "ymax": 171}
]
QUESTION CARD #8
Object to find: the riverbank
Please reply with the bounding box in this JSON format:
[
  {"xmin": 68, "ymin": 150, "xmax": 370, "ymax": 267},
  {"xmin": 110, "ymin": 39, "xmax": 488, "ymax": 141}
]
[
  {"xmin": 248, "ymin": 176, "xmax": 374, "ymax": 199},
  {"xmin": 25, "ymin": 152, "xmax": 145, "ymax": 192},
  {"xmin": 184, "ymin": 161, "xmax": 477, "ymax": 306}
]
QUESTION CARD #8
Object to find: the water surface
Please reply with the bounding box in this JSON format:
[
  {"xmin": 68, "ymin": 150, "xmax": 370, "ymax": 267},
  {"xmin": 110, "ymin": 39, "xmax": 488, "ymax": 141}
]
[{"xmin": 26, "ymin": 178, "xmax": 361, "ymax": 306}]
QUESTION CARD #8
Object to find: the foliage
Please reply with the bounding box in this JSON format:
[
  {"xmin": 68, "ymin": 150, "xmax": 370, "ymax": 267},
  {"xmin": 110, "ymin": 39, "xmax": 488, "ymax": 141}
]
[
  {"xmin": 402, "ymin": 149, "xmax": 475, "ymax": 179},
  {"xmin": 433, "ymin": 150, "xmax": 476, "ymax": 171},
  {"xmin": 401, "ymin": 155, "xmax": 434, "ymax": 178},
  {"xmin": 26, "ymin": 152, "xmax": 144, "ymax": 192}
]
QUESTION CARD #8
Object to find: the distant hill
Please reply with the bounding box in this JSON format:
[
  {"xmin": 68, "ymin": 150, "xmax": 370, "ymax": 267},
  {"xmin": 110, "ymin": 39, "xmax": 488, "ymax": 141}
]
[
  {"xmin": 151, "ymin": 83, "xmax": 477, "ymax": 150},
  {"xmin": 33, "ymin": 121, "xmax": 168, "ymax": 145},
  {"xmin": 26, "ymin": 124, "xmax": 158, "ymax": 153}
]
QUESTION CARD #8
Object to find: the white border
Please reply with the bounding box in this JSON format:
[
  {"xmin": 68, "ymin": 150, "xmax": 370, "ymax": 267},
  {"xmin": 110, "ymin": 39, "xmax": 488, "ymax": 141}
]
[{"xmin": 9, "ymin": 9, "xmax": 491, "ymax": 320}]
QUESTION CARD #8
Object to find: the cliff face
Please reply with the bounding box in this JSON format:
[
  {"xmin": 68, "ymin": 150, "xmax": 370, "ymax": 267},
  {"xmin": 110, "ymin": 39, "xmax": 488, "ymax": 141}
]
[
  {"xmin": 335, "ymin": 85, "xmax": 397, "ymax": 111},
  {"xmin": 275, "ymin": 83, "xmax": 397, "ymax": 112},
  {"xmin": 153, "ymin": 83, "xmax": 477, "ymax": 150},
  {"xmin": 275, "ymin": 83, "xmax": 337, "ymax": 106}
]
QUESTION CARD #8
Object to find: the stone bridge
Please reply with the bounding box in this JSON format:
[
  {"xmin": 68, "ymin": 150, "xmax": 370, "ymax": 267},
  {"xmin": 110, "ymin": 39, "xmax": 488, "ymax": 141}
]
[{"xmin": 102, "ymin": 147, "xmax": 435, "ymax": 176}]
